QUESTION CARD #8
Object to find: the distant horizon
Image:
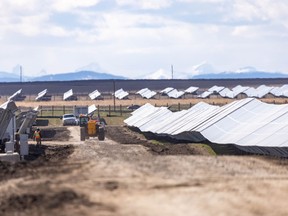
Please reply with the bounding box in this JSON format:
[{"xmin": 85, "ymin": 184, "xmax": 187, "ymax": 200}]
[
  {"xmin": 1, "ymin": 68, "xmax": 288, "ymax": 83},
  {"xmin": 0, "ymin": 1, "xmax": 287, "ymax": 78}
]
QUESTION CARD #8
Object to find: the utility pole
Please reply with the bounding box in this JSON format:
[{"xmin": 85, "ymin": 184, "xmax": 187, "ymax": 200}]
[
  {"xmin": 171, "ymin": 65, "xmax": 174, "ymax": 79},
  {"xmin": 113, "ymin": 80, "xmax": 116, "ymax": 111},
  {"xmin": 20, "ymin": 65, "xmax": 23, "ymax": 82}
]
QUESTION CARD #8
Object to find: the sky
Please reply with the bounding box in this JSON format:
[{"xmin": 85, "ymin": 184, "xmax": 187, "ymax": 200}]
[{"xmin": 0, "ymin": 0, "xmax": 288, "ymax": 78}]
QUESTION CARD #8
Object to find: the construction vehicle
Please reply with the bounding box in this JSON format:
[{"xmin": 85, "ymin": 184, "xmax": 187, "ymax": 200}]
[{"xmin": 79, "ymin": 114, "xmax": 105, "ymax": 141}]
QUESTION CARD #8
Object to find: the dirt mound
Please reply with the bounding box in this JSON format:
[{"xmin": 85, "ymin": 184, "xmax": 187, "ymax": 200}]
[
  {"xmin": 106, "ymin": 125, "xmax": 148, "ymax": 145},
  {"xmin": 0, "ymin": 190, "xmax": 93, "ymax": 214},
  {"xmin": 143, "ymin": 142, "xmax": 211, "ymax": 155},
  {"xmin": 0, "ymin": 143, "xmax": 101, "ymax": 215},
  {"xmin": 35, "ymin": 126, "xmax": 70, "ymax": 141},
  {"xmin": 106, "ymin": 125, "xmax": 212, "ymax": 156},
  {"xmin": 0, "ymin": 144, "xmax": 75, "ymax": 182},
  {"xmin": 0, "ymin": 188, "xmax": 115, "ymax": 215}
]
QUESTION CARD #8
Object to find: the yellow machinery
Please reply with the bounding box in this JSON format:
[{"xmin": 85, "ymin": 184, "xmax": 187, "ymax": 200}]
[{"xmin": 79, "ymin": 115, "xmax": 105, "ymax": 141}]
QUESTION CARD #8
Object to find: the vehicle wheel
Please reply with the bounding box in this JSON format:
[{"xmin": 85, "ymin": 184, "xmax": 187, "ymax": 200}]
[{"xmin": 98, "ymin": 127, "xmax": 105, "ymax": 141}]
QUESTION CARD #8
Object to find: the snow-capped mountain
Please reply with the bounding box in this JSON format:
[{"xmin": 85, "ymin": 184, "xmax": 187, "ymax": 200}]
[
  {"xmin": 142, "ymin": 62, "xmax": 216, "ymax": 79},
  {"xmin": 143, "ymin": 68, "xmax": 191, "ymax": 79},
  {"xmin": 191, "ymin": 62, "xmax": 216, "ymax": 75},
  {"xmin": 140, "ymin": 63, "xmax": 288, "ymax": 80},
  {"xmin": 75, "ymin": 63, "xmax": 106, "ymax": 73},
  {"xmin": 144, "ymin": 69, "xmax": 172, "ymax": 79},
  {"xmin": 235, "ymin": 66, "xmax": 257, "ymax": 73},
  {"xmin": 192, "ymin": 65, "xmax": 288, "ymax": 79}
]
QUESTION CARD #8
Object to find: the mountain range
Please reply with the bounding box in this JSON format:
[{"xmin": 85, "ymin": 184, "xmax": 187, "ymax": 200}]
[
  {"xmin": 0, "ymin": 70, "xmax": 126, "ymax": 82},
  {"xmin": 0, "ymin": 63, "xmax": 287, "ymax": 82},
  {"xmin": 31, "ymin": 71, "xmax": 125, "ymax": 81},
  {"xmin": 192, "ymin": 71, "xmax": 288, "ymax": 79},
  {"xmin": 143, "ymin": 64, "xmax": 288, "ymax": 80}
]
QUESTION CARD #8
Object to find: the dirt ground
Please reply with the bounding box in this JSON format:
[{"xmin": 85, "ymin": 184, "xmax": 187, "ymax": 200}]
[{"xmin": 1, "ymin": 125, "xmax": 288, "ymax": 216}]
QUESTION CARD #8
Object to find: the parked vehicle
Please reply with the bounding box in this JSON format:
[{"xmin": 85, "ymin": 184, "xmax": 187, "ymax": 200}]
[{"xmin": 61, "ymin": 114, "xmax": 78, "ymax": 126}]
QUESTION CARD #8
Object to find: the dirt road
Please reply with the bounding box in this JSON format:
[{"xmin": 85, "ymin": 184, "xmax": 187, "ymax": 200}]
[{"xmin": 1, "ymin": 126, "xmax": 288, "ymax": 216}]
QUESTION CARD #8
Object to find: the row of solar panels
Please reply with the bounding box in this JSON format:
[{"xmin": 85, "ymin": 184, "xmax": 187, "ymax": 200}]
[
  {"xmin": 8, "ymin": 86, "xmax": 198, "ymax": 101},
  {"xmin": 199, "ymin": 84, "xmax": 288, "ymax": 99},
  {"xmin": 0, "ymin": 99, "xmax": 39, "ymax": 158},
  {"xmin": 0, "ymin": 100, "xmax": 39, "ymax": 141},
  {"xmin": 124, "ymin": 98, "xmax": 288, "ymax": 157},
  {"xmin": 138, "ymin": 84, "xmax": 288, "ymax": 99},
  {"xmin": 7, "ymin": 84, "xmax": 288, "ymax": 101},
  {"xmin": 29, "ymin": 88, "xmax": 128, "ymax": 101},
  {"xmin": 66, "ymin": 87, "xmax": 198, "ymax": 100}
]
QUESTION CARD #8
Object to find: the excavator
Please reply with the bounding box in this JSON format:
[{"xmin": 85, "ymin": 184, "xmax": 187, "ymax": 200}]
[{"xmin": 79, "ymin": 114, "xmax": 105, "ymax": 141}]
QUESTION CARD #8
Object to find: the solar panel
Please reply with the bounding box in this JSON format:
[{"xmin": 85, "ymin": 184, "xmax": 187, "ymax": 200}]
[
  {"xmin": 35, "ymin": 89, "xmax": 48, "ymax": 101},
  {"xmin": 89, "ymin": 90, "xmax": 101, "ymax": 100},
  {"xmin": 63, "ymin": 89, "xmax": 74, "ymax": 100}
]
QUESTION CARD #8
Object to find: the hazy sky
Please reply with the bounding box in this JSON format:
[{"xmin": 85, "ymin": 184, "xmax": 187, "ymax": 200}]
[{"xmin": 0, "ymin": 0, "xmax": 287, "ymax": 78}]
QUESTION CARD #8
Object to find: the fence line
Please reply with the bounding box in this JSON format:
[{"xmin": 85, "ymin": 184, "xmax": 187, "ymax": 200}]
[
  {"xmin": 36, "ymin": 105, "xmax": 132, "ymax": 118},
  {"xmin": 29, "ymin": 103, "xmax": 195, "ymax": 118}
]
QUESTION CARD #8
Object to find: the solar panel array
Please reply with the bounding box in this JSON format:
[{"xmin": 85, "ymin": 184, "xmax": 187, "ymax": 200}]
[
  {"xmin": 0, "ymin": 100, "xmax": 18, "ymax": 140},
  {"xmin": 124, "ymin": 98, "xmax": 288, "ymax": 157},
  {"xmin": 6, "ymin": 84, "xmax": 288, "ymax": 101},
  {"xmin": 159, "ymin": 86, "xmax": 198, "ymax": 99},
  {"xmin": 199, "ymin": 84, "xmax": 286, "ymax": 99}
]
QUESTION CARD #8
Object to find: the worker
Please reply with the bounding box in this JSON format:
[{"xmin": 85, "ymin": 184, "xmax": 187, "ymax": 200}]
[
  {"xmin": 15, "ymin": 129, "xmax": 20, "ymax": 153},
  {"xmin": 33, "ymin": 128, "xmax": 42, "ymax": 146}
]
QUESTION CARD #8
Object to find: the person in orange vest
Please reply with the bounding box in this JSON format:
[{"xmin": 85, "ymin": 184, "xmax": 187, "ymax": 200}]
[{"xmin": 33, "ymin": 128, "xmax": 42, "ymax": 146}]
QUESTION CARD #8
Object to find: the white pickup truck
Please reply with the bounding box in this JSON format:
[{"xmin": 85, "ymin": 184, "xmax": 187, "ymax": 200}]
[{"xmin": 62, "ymin": 114, "xmax": 78, "ymax": 126}]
